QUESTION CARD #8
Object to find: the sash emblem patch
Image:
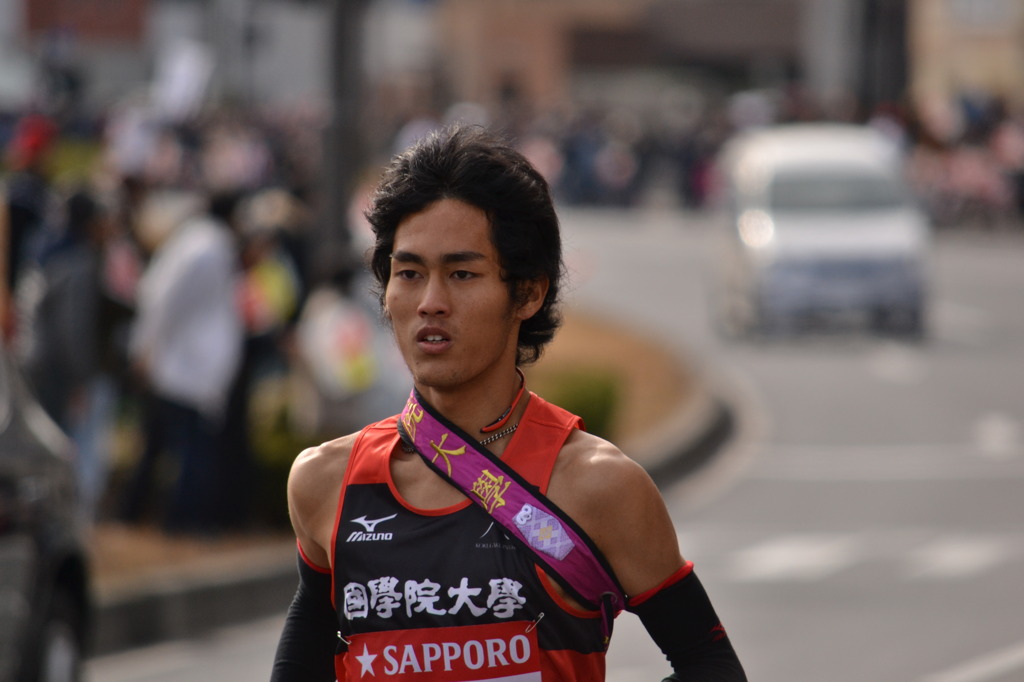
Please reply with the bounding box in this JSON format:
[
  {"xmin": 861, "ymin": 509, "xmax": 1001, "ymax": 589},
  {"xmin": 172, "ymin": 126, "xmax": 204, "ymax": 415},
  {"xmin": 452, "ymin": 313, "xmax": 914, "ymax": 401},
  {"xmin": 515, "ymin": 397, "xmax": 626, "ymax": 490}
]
[{"xmin": 514, "ymin": 504, "xmax": 574, "ymax": 560}]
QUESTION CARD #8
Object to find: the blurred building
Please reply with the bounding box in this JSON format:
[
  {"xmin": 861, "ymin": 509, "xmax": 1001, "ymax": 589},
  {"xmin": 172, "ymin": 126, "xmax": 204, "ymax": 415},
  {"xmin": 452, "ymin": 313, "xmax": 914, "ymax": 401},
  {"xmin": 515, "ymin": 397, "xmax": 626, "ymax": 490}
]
[
  {"xmin": 24, "ymin": 0, "xmax": 147, "ymax": 41},
  {"xmin": 1, "ymin": 0, "xmax": 1023, "ymax": 130},
  {"xmin": 3, "ymin": 0, "xmax": 150, "ymax": 113},
  {"xmin": 433, "ymin": 0, "xmax": 882, "ymax": 119},
  {"xmin": 910, "ymin": 0, "xmax": 1024, "ymax": 111}
]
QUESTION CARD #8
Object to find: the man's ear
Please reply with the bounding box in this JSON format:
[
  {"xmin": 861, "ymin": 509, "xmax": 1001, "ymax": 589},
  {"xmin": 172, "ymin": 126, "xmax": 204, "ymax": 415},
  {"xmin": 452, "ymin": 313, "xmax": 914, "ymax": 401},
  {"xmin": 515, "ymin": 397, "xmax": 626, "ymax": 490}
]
[{"xmin": 516, "ymin": 277, "xmax": 549, "ymax": 320}]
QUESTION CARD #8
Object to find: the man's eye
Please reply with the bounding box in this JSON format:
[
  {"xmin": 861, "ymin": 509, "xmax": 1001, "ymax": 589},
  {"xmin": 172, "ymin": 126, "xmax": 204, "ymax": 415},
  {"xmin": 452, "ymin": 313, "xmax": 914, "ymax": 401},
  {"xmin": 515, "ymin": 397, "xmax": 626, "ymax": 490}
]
[
  {"xmin": 394, "ymin": 269, "xmax": 420, "ymax": 280},
  {"xmin": 452, "ymin": 270, "xmax": 475, "ymax": 281}
]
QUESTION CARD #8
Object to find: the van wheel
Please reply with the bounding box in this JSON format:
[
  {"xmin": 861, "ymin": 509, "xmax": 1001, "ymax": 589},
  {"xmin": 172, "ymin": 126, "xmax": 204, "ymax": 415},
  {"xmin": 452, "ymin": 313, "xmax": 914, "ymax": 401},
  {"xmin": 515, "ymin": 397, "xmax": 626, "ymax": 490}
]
[
  {"xmin": 899, "ymin": 307, "xmax": 926, "ymax": 341},
  {"xmin": 21, "ymin": 590, "xmax": 83, "ymax": 682}
]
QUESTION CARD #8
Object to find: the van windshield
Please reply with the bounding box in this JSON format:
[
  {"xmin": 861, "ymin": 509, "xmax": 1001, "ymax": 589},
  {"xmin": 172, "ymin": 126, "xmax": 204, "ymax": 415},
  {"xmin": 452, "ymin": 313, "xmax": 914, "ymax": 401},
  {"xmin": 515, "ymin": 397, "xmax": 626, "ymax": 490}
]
[{"xmin": 769, "ymin": 170, "xmax": 907, "ymax": 211}]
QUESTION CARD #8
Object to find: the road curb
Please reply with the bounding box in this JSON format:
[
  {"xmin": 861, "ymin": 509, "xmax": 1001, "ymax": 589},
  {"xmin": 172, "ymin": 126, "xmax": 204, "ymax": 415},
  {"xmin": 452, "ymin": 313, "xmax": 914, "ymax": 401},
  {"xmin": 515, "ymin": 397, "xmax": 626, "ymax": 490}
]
[
  {"xmin": 646, "ymin": 397, "xmax": 735, "ymax": 486},
  {"xmin": 619, "ymin": 369, "xmax": 736, "ymax": 485},
  {"xmin": 92, "ymin": 555, "xmax": 298, "ymax": 655},
  {"xmin": 90, "ymin": 367, "xmax": 735, "ymax": 658}
]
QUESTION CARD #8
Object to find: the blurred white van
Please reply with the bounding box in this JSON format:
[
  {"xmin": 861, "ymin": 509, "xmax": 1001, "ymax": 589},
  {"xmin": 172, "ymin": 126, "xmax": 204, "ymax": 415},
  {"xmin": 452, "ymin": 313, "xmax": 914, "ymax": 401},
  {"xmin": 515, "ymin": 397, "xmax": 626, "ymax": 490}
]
[{"xmin": 709, "ymin": 123, "xmax": 930, "ymax": 339}]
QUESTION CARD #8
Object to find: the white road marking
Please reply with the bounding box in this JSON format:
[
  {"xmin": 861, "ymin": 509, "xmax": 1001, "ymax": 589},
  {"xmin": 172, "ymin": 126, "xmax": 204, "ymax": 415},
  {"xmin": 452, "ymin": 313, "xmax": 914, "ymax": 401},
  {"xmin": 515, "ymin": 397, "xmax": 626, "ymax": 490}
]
[
  {"xmin": 751, "ymin": 443, "xmax": 1024, "ymax": 481},
  {"xmin": 920, "ymin": 640, "xmax": 1024, "ymax": 682},
  {"xmin": 903, "ymin": 537, "xmax": 1014, "ymax": 579},
  {"xmin": 86, "ymin": 615, "xmax": 285, "ymax": 682},
  {"xmin": 85, "ymin": 641, "xmax": 197, "ymax": 682},
  {"xmin": 606, "ymin": 665, "xmax": 670, "ymax": 682},
  {"xmin": 679, "ymin": 526, "xmax": 1023, "ymax": 584},
  {"xmin": 973, "ymin": 412, "xmax": 1022, "ymax": 460},
  {"xmin": 728, "ymin": 534, "xmax": 860, "ymax": 582},
  {"xmin": 866, "ymin": 343, "xmax": 930, "ymax": 384}
]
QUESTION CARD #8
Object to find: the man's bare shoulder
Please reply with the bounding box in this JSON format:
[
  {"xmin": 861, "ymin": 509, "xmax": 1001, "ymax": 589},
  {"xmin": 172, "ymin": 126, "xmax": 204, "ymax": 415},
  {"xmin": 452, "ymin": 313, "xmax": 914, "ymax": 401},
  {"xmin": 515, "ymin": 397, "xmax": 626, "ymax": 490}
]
[
  {"xmin": 551, "ymin": 429, "xmax": 685, "ymax": 595},
  {"xmin": 287, "ymin": 431, "xmax": 363, "ymax": 541},
  {"xmin": 553, "ymin": 429, "xmax": 654, "ymax": 496},
  {"xmin": 289, "ymin": 433, "xmax": 358, "ymax": 499},
  {"xmin": 548, "ymin": 428, "xmax": 664, "ymax": 527}
]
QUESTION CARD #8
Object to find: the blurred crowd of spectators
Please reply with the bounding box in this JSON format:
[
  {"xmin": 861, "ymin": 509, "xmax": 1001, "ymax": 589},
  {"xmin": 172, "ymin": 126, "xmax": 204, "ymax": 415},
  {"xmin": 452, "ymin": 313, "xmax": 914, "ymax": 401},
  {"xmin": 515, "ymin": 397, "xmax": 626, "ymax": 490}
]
[
  {"xmin": 899, "ymin": 94, "xmax": 1024, "ymax": 229},
  {"xmin": 527, "ymin": 86, "xmax": 1024, "ymax": 226},
  {"xmin": 400, "ymin": 86, "xmax": 1024, "ymax": 227},
  {"xmin": 0, "ymin": 101, "xmax": 404, "ymax": 535},
  {"xmin": 2, "ymin": 82, "xmax": 1024, "ymax": 536}
]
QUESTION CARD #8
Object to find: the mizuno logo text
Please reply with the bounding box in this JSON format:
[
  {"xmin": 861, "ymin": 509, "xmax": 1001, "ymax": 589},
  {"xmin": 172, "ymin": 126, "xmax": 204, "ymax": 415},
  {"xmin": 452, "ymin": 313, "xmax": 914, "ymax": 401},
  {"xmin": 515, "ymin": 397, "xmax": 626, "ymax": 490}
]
[{"xmin": 347, "ymin": 514, "xmax": 397, "ymax": 542}]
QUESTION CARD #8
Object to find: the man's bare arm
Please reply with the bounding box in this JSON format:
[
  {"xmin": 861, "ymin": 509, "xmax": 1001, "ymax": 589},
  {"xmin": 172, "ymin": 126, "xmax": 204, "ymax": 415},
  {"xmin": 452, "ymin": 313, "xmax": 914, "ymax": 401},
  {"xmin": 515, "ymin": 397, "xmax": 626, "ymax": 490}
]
[
  {"xmin": 553, "ymin": 431, "xmax": 746, "ymax": 680},
  {"xmin": 271, "ymin": 436, "xmax": 355, "ymax": 682},
  {"xmin": 286, "ymin": 435, "xmax": 354, "ymax": 569}
]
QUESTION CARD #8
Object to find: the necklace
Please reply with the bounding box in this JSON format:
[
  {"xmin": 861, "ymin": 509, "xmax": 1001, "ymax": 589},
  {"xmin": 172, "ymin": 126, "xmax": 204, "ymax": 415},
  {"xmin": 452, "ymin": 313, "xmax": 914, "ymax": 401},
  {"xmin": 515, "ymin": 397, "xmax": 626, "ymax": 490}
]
[
  {"xmin": 400, "ymin": 368, "xmax": 526, "ymax": 453},
  {"xmin": 480, "ymin": 368, "xmax": 526, "ymax": 434},
  {"xmin": 400, "ymin": 420, "xmax": 518, "ymax": 452},
  {"xmin": 479, "ymin": 422, "xmax": 519, "ymax": 446}
]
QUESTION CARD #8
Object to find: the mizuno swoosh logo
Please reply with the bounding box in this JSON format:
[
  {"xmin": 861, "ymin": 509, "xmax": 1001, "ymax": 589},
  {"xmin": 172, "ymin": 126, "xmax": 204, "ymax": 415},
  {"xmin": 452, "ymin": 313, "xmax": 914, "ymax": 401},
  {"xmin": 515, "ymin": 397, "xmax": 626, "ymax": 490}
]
[{"xmin": 351, "ymin": 514, "xmax": 398, "ymax": 532}]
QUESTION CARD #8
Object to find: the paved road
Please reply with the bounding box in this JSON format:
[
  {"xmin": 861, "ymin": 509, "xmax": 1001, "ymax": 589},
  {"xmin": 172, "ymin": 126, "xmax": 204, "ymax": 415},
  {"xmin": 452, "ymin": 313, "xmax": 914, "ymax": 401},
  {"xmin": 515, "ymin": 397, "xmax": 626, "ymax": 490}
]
[
  {"xmin": 87, "ymin": 210, "xmax": 1024, "ymax": 681},
  {"xmin": 564, "ymin": 210, "xmax": 1024, "ymax": 682}
]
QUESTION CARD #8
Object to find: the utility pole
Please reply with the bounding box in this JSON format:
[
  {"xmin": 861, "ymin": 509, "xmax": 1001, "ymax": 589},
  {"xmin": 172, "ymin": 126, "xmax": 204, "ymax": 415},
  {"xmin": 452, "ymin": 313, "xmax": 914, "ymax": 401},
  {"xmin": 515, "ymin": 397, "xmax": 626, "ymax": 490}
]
[
  {"xmin": 859, "ymin": 0, "xmax": 908, "ymax": 112},
  {"xmin": 316, "ymin": 0, "xmax": 373, "ymax": 284}
]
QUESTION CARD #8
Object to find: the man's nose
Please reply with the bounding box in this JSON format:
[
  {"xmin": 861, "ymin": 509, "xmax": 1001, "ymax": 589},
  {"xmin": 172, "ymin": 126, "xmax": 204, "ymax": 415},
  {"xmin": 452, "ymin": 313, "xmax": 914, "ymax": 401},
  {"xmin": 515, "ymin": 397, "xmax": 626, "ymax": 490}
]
[{"xmin": 417, "ymin": 276, "xmax": 450, "ymax": 316}]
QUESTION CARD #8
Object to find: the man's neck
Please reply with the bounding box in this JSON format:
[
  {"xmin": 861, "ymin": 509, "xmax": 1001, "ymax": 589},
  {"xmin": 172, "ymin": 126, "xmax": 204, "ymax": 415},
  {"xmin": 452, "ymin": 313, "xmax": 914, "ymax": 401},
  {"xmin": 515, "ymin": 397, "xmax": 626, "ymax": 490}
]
[{"xmin": 416, "ymin": 369, "xmax": 526, "ymax": 439}]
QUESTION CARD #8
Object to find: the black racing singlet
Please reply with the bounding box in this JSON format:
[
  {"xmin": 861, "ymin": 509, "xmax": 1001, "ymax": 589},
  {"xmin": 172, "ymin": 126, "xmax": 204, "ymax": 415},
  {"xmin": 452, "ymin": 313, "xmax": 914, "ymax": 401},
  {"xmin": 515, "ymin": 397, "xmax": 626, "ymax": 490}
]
[{"xmin": 330, "ymin": 393, "xmax": 609, "ymax": 681}]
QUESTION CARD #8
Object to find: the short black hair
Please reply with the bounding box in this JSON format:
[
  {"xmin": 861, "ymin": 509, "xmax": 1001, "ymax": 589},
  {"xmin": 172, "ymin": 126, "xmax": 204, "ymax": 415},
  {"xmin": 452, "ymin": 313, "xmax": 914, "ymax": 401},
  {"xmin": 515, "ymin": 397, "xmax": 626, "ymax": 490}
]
[{"xmin": 365, "ymin": 124, "xmax": 564, "ymax": 365}]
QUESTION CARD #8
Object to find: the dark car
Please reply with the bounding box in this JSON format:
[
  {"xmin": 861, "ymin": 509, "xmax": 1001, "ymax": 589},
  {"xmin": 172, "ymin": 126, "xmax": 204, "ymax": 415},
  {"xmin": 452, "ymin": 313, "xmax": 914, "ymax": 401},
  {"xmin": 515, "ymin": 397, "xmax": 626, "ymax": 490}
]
[{"xmin": 0, "ymin": 337, "xmax": 90, "ymax": 682}]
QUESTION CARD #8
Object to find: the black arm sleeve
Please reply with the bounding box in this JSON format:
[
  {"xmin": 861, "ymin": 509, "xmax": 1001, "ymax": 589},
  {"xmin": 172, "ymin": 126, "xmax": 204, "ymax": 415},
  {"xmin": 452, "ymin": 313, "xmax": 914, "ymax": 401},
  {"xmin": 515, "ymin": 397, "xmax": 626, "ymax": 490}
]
[
  {"xmin": 270, "ymin": 552, "xmax": 340, "ymax": 682},
  {"xmin": 627, "ymin": 568, "xmax": 747, "ymax": 681}
]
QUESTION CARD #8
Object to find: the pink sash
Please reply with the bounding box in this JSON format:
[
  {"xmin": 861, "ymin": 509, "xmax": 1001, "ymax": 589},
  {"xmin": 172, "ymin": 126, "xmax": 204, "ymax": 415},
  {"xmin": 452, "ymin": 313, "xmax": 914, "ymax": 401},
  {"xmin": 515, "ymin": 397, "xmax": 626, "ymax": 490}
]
[{"xmin": 398, "ymin": 389, "xmax": 626, "ymax": 646}]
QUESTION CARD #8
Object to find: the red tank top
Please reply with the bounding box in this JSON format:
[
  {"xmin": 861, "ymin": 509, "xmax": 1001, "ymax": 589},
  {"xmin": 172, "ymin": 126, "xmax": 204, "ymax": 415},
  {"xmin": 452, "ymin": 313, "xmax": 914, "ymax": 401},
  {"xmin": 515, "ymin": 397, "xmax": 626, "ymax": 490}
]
[{"xmin": 330, "ymin": 393, "xmax": 610, "ymax": 681}]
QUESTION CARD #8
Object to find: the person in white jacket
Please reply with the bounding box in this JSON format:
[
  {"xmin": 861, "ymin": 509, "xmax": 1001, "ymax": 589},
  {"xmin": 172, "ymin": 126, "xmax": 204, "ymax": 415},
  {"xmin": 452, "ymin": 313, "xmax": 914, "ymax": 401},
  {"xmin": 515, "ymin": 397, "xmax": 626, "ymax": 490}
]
[{"xmin": 120, "ymin": 190, "xmax": 243, "ymax": 534}]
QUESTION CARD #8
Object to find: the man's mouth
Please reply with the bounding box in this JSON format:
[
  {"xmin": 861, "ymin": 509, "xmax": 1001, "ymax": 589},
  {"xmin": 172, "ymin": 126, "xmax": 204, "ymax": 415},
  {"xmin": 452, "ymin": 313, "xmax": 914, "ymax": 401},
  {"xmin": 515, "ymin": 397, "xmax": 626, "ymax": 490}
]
[{"xmin": 416, "ymin": 328, "xmax": 451, "ymax": 349}]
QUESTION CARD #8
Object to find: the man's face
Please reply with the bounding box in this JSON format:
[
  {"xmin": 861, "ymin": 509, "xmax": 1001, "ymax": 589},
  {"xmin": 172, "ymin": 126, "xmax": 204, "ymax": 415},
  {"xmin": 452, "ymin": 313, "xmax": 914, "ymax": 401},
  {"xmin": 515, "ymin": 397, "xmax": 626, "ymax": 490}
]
[{"xmin": 385, "ymin": 198, "xmax": 541, "ymax": 394}]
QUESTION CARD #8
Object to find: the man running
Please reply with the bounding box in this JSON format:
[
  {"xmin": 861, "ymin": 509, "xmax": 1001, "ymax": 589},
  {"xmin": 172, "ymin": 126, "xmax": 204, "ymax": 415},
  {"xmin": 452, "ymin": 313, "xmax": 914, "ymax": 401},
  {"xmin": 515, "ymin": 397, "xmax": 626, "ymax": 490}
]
[{"xmin": 272, "ymin": 124, "xmax": 745, "ymax": 681}]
